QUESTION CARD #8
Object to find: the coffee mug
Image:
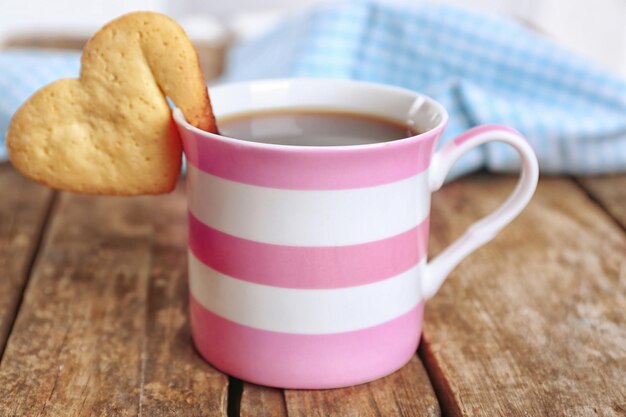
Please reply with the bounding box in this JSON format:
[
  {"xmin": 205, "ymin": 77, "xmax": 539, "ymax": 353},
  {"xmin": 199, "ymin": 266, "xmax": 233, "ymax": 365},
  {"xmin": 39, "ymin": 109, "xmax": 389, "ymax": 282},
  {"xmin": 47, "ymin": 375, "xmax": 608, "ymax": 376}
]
[{"xmin": 174, "ymin": 78, "xmax": 539, "ymax": 389}]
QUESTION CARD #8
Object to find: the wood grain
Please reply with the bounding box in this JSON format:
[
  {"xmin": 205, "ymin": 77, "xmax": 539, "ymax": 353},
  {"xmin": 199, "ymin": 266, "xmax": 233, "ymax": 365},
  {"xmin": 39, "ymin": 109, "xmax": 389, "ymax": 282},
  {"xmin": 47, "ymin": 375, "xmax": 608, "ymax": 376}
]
[
  {"xmin": 0, "ymin": 182, "xmax": 228, "ymax": 416},
  {"xmin": 241, "ymin": 384, "xmax": 287, "ymax": 417},
  {"xmin": 276, "ymin": 356, "xmax": 439, "ymax": 417},
  {"xmin": 0, "ymin": 164, "xmax": 54, "ymax": 354},
  {"xmin": 422, "ymin": 176, "xmax": 626, "ymax": 417},
  {"xmin": 577, "ymin": 174, "xmax": 626, "ymax": 229}
]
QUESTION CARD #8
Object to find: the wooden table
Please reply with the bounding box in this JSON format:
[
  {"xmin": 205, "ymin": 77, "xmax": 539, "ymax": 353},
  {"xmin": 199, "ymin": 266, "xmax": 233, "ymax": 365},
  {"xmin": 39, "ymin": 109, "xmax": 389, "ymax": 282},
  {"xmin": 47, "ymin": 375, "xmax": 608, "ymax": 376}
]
[{"xmin": 0, "ymin": 163, "xmax": 624, "ymax": 416}]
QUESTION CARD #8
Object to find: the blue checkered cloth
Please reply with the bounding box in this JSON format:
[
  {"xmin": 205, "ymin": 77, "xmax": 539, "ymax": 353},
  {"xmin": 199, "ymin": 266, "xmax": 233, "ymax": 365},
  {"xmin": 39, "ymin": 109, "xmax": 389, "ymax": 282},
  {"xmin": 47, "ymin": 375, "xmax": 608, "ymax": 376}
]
[{"xmin": 222, "ymin": 1, "xmax": 626, "ymax": 176}]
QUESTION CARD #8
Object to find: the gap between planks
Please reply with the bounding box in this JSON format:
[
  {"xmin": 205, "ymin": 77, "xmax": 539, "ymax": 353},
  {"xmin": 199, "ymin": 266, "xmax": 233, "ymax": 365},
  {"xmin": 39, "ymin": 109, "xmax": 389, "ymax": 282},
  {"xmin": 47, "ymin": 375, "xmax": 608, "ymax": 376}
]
[
  {"xmin": 0, "ymin": 191, "xmax": 57, "ymax": 360},
  {"xmin": 0, "ymin": 163, "xmax": 57, "ymax": 359},
  {"xmin": 574, "ymin": 175, "xmax": 626, "ymax": 232},
  {"xmin": 228, "ymin": 377, "xmax": 244, "ymax": 417}
]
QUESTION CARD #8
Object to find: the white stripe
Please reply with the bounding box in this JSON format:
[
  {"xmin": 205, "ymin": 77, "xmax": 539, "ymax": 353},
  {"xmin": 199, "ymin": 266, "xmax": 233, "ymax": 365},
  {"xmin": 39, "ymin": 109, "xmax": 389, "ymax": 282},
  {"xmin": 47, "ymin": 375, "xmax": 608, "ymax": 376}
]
[
  {"xmin": 189, "ymin": 251, "xmax": 423, "ymax": 334},
  {"xmin": 187, "ymin": 165, "xmax": 429, "ymax": 246}
]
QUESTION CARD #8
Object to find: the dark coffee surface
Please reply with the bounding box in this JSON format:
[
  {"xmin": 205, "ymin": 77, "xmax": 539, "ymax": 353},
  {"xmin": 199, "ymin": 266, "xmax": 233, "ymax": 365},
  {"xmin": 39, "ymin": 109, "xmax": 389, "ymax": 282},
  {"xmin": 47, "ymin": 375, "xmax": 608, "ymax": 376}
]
[{"xmin": 219, "ymin": 110, "xmax": 418, "ymax": 146}]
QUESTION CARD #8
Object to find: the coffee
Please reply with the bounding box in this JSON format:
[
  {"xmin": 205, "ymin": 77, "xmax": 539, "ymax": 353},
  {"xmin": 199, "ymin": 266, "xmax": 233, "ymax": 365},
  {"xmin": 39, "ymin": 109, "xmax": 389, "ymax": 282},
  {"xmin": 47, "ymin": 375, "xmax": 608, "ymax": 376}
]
[{"xmin": 219, "ymin": 109, "xmax": 419, "ymax": 146}]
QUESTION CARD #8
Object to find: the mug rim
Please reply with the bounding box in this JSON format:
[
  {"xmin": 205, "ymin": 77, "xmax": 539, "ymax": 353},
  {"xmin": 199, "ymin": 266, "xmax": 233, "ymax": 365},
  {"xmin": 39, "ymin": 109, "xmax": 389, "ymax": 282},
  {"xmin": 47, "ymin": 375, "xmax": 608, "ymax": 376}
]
[{"xmin": 173, "ymin": 77, "xmax": 449, "ymax": 152}]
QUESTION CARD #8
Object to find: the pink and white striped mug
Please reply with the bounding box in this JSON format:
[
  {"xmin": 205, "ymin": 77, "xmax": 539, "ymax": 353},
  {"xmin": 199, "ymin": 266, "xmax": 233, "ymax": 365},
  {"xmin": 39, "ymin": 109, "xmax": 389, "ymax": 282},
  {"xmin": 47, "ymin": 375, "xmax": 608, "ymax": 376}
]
[{"xmin": 174, "ymin": 78, "xmax": 539, "ymax": 389}]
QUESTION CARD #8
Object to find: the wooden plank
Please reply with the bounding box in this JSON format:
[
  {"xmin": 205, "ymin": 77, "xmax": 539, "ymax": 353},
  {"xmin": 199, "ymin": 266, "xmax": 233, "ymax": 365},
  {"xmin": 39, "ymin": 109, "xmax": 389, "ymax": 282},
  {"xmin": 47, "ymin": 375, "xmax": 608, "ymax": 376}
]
[
  {"xmin": 577, "ymin": 174, "xmax": 626, "ymax": 229},
  {"xmin": 0, "ymin": 164, "xmax": 54, "ymax": 354},
  {"xmin": 269, "ymin": 356, "xmax": 439, "ymax": 417},
  {"xmin": 241, "ymin": 384, "xmax": 287, "ymax": 417},
  {"xmin": 0, "ymin": 182, "xmax": 228, "ymax": 416},
  {"xmin": 421, "ymin": 176, "xmax": 626, "ymax": 417}
]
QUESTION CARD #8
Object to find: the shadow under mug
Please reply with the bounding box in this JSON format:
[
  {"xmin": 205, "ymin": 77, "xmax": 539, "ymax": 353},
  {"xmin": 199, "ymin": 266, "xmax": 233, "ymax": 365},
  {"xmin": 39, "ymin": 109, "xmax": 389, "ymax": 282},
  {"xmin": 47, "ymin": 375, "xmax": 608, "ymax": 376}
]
[{"xmin": 173, "ymin": 78, "xmax": 539, "ymax": 389}]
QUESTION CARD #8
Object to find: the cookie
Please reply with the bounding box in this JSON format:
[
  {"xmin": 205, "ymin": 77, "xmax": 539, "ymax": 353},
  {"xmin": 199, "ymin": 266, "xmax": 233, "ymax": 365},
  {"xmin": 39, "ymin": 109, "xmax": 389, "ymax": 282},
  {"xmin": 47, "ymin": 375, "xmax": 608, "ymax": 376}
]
[{"xmin": 6, "ymin": 12, "xmax": 217, "ymax": 195}]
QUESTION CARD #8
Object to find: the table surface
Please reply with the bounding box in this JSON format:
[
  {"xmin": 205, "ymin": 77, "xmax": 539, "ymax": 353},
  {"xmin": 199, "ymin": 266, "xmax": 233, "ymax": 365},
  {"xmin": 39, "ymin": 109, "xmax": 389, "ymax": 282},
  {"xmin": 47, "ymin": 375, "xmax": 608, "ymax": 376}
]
[{"xmin": 0, "ymin": 163, "xmax": 624, "ymax": 417}]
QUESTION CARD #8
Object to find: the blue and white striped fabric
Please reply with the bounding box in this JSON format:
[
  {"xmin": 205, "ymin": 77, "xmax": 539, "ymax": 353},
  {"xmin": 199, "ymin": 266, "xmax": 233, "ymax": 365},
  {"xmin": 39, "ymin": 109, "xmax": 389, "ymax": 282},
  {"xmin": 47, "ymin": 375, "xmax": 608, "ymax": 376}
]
[
  {"xmin": 0, "ymin": 50, "xmax": 81, "ymax": 161},
  {"xmin": 222, "ymin": 1, "xmax": 626, "ymax": 177}
]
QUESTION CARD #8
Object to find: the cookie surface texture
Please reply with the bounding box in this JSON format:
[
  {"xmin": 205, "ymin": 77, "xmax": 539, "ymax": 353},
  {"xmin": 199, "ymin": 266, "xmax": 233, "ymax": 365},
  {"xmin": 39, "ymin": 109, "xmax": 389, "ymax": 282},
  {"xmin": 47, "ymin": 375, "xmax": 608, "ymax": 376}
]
[{"xmin": 7, "ymin": 12, "xmax": 216, "ymax": 195}]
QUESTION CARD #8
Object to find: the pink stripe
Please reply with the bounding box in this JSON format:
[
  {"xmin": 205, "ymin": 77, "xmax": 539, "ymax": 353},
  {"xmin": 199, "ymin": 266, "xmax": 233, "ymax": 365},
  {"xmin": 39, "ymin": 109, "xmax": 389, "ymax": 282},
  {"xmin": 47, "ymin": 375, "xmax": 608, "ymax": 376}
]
[
  {"xmin": 180, "ymin": 124, "xmax": 441, "ymax": 190},
  {"xmin": 190, "ymin": 296, "xmax": 424, "ymax": 389},
  {"xmin": 454, "ymin": 124, "xmax": 524, "ymax": 146},
  {"xmin": 189, "ymin": 212, "xmax": 429, "ymax": 289}
]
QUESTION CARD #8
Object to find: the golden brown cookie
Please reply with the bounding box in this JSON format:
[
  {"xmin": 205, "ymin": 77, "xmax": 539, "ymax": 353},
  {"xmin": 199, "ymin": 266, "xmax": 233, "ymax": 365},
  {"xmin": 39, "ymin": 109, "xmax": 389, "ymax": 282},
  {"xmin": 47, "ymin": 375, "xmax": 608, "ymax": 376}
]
[{"xmin": 7, "ymin": 12, "xmax": 217, "ymax": 195}]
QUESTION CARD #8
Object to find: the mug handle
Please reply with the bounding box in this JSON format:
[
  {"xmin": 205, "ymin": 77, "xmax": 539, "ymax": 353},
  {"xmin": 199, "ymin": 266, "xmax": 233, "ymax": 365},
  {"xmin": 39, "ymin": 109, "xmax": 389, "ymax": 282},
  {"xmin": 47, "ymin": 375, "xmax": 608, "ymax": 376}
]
[{"xmin": 421, "ymin": 125, "xmax": 539, "ymax": 299}]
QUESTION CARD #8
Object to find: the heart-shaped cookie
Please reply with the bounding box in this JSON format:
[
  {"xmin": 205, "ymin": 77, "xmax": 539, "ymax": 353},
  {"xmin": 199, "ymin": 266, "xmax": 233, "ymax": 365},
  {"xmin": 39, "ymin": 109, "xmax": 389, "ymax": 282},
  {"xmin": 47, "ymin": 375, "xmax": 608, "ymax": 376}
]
[{"xmin": 7, "ymin": 12, "xmax": 217, "ymax": 195}]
